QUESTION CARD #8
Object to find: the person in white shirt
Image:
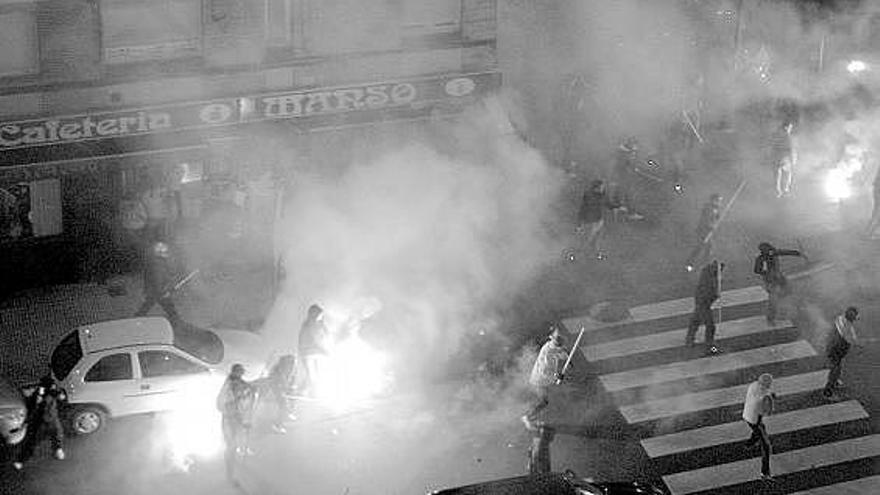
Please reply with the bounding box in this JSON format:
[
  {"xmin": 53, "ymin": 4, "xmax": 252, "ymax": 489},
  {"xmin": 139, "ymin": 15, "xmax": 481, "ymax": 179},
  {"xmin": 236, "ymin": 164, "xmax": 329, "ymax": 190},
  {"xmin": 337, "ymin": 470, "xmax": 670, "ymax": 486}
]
[
  {"xmin": 823, "ymin": 307, "xmax": 860, "ymax": 399},
  {"xmin": 742, "ymin": 373, "xmax": 775, "ymax": 481},
  {"xmin": 522, "ymin": 323, "xmax": 570, "ymax": 428}
]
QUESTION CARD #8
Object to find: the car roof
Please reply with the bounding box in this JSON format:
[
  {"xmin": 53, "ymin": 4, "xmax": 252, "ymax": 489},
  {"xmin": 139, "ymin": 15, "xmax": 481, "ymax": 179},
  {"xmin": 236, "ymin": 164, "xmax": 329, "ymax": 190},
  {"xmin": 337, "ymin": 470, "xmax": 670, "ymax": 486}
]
[{"xmin": 78, "ymin": 317, "xmax": 174, "ymax": 354}]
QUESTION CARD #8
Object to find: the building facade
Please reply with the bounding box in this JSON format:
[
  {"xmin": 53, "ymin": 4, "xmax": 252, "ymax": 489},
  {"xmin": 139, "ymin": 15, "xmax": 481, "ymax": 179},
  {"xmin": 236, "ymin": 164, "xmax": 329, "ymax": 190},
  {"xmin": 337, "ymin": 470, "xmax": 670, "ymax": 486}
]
[{"xmin": 0, "ymin": 0, "xmax": 500, "ymax": 295}]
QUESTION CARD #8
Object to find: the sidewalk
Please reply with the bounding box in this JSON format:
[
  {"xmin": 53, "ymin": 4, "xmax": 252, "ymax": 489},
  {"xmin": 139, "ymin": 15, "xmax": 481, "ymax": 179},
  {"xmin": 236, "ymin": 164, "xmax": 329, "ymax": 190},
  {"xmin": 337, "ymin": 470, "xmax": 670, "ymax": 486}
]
[{"xmin": 0, "ymin": 264, "xmax": 275, "ymax": 384}]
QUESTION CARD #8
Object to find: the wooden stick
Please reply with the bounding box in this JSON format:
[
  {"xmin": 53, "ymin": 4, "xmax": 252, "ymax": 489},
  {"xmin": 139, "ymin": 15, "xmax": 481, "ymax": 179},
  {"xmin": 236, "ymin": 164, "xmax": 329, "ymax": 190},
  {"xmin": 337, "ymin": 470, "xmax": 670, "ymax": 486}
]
[
  {"xmin": 682, "ymin": 110, "xmax": 705, "ymax": 144},
  {"xmin": 557, "ymin": 327, "xmax": 586, "ymax": 384},
  {"xmin": 702, "ymin": 180, "xmax": 747, "ymax": 245}
]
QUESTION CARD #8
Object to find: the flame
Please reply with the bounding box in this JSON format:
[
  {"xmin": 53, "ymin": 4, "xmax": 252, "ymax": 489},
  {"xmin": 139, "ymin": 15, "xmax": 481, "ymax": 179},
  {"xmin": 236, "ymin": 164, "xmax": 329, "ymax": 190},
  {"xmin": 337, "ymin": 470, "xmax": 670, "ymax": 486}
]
[
  {"xmin": 825, "ymin": 144, "xmax": 865, "ymax": 203},
  {"xmin": 847, "ymin": 60, "xmax": 868, "ymax": 74},
  {"xmin": 312, "ymin": 333, "xmax": 393, "ymax": 413},
  {"xmin": 156, "ymin": 376, "xmax": 225, "ymax": 472}
]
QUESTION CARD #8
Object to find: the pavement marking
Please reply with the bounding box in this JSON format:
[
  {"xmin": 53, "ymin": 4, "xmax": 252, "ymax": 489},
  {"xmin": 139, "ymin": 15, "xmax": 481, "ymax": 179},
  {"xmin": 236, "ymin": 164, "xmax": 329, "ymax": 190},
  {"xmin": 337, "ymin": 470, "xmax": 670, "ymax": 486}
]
[
  {"xmin": 789, "ymin": 475, "xmax": 880, "ymax": 494},
  {"xmin": 562, "ymin": 285, "xmax": 766, "ymax": 333},
  {"xmin": 641, "ymin": 400, "xmax": 868, "ymax": 458},
  {"xmin": 600, "ymin": 340, "xmax": 817, "ymax": 392},
  {"xmin": 583, "ymin": 316, "xmax": 792, "ymax": 362},
  {"xmin": 662, "ymin": 434, "xmax": 880, "ymax": 495},
  {"xmin": 620, "ymin": 370, "xmax": 827, "ymax": 424}
]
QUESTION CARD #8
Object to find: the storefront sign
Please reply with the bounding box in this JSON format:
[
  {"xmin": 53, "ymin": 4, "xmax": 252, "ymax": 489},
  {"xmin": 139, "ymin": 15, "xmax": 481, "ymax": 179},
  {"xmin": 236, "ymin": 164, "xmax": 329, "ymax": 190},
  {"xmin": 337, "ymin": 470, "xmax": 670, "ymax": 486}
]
[{"xmin": 0, "ymin": 72, "xmax": 500, "ymax": 151}]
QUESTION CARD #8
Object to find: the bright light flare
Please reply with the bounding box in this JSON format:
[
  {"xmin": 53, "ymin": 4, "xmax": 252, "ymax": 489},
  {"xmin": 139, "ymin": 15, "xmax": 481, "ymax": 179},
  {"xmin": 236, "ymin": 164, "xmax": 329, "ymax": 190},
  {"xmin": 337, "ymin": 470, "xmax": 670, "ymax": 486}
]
[
  {"xmin": 825, "ymin": 143, "xmax": 866, "ymax": 203},
  {"xmin": 847, "ymin": 60, "xmax": 868, "ymax": 74},
  {"xmin": 157, "ymin": 376, "xmax": 225, "ymax": 472},
  {"xmin": 825, "ymin": 168, "xmax": 851, "ymax": 202},
  {"xmin": 312, "ymin": 335, "xmax": 393, "ymax": 413}
]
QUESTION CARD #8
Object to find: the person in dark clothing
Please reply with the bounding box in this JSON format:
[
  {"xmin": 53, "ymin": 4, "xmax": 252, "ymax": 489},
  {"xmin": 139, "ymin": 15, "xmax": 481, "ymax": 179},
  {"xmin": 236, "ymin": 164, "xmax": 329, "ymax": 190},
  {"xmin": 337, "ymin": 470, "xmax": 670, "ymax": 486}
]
[
  {"xmin": 685, "ymin": 260, "xmax": 724, "ymax": 355},
  {"xmin": 267, "ymin": 354, "xmax": 297, "ymax": 434},
  {"xmin": 216, "ymin": 363, "xmax": 256, "ymax": 485},
  {"xmin": 13, "ymin": 375, "xmax": 66, "ymax": 470},
  {"xmin": 298, "ymin": 304, "xmax": 329, "ymax": 396},
  {"xmin": 135, "ymin": 241, "xmax": 183, "ymax": 322},
  {"xmin": 612, "ymin": 137, "xmax": 641, "ymax": 214},
  {"xmin": 753, "ymin": 242, "xmax": 805, "ymax": 324},
  {"xmin": 576, "ymin": 180, "xmax": 621, "ymax": 260},
  {"xmin": 823, "ymin": 307, "xmax": 860, "ymax": 400},
  {"xmin": 526, "ymin": 422, "xmax": 557, "ymax": 475},
  {"xmin": 685, "ymin": 193, "xmax": 722, "ymax": 272}
]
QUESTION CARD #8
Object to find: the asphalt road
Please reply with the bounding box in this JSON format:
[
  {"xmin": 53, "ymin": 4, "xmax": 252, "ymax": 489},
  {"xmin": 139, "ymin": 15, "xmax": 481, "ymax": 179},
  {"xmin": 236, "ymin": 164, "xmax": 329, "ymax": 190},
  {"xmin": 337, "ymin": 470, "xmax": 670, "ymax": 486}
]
[{"xmin": 2, "ymin": 129, "xmax": 879, "ymax": 494}]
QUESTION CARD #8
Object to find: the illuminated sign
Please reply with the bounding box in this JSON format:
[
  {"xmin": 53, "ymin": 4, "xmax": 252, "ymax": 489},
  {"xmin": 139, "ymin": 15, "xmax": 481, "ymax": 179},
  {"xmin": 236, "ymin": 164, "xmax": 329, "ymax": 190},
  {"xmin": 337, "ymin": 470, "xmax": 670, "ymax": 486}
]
[{"xmin": 0, "ymin": 72, "xmax": 500, "ymax": 151}]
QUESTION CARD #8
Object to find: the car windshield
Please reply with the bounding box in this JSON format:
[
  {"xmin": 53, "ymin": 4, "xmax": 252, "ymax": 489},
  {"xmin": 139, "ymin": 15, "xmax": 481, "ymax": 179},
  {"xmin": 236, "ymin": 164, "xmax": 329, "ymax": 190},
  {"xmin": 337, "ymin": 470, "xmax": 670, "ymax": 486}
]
[
  {"xmin": 51, "ymin": 330, "xmax": 83, "ymax": 381},
  {"xmin": 172, "ymin": 321, "xmax": 224, "ymax": 365}
]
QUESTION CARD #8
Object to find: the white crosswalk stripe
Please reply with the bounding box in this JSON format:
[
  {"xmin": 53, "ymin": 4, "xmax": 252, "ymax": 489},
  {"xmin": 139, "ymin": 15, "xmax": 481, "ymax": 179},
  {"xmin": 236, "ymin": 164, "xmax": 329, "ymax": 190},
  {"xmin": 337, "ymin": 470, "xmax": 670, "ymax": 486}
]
[
  {"xmin": 620, "ymin": 370, "xmax": 827, "ymax": 423},
  {"xmin": 789, "ymin": 475, "xmax": 880, "ymax": 494},
  {"xmin": 663, "ymin": 434, "xmax": 880, "ymax": 495},
  {"xmin": 562, "ymin": 285, "xmax": 767, "ymax": 333},
  {"xmin": 641, "ymin": 400, "xmax": 868, "ymax": 458},
  {"xmin": 600, "ymin": 340, "xmax": 816, "ymax": 392},
  {"xmin": 583, "ymin": 316, "xmax": 792, "ymax": 362},
  {"xmin": 570, "ymin": 284, "xmax": 876, "ymax": 494}
]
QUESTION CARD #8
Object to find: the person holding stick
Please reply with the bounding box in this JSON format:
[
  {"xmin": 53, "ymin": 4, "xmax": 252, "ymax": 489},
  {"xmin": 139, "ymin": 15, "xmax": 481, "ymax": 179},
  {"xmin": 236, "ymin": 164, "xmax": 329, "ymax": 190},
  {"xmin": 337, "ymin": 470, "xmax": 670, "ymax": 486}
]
[
  {"xmin": 135, "ymin": 241, "xmax": 192, "ymax": 322},
  {"xmin": 685, "ymin": 193, "xmax": 722, "ymax": 272},
  {"xmin": 685, "ymin": 180, "xmax": 746, "ymax": 272},
  {"xmin": 685, "ymin": 260, "xmax": 724, "ymax": 355},
  {"xmin": 522, "ymin": 323, "xmax": 572, "ymax": 429}
]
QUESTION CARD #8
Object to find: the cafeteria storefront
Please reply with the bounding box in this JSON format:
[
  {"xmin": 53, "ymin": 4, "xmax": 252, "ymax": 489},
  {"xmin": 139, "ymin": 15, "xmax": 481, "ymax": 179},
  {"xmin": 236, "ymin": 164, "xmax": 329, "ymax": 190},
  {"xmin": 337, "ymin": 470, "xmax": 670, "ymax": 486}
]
[{"xmin": 0, "ymin": 71, "xmax": 501, "ymax": 296}]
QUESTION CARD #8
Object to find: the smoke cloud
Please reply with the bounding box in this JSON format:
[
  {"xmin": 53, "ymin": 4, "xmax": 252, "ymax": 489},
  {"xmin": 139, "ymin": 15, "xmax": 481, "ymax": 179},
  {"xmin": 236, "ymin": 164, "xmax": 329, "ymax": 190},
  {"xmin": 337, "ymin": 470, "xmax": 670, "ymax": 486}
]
[{"xmin": 263, "ymin": 95, "xmax": 565, "ymax": 384}]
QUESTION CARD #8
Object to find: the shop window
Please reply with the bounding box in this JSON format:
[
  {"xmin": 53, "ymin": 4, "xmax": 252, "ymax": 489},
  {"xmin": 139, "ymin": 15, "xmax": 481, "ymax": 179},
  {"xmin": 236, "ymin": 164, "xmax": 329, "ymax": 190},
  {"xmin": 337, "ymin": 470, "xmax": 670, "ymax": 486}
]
[
  {"xmin": 0, "ymin": 179, "xmax": 61, "ymax": 241},
  {"xmin": 402, "ymin": 0, "xmax": 460, "ymax": 36},
  {"xmin": 100, "ymin": 0, "xmax": 202, "ymax": 64},
  {"xmin": 308, "ymin": 0, "xmax": 401, "ymax": 54},
  {"xmin": 0, "ymin": 4, "xmax": 38, "ymax": 77}
]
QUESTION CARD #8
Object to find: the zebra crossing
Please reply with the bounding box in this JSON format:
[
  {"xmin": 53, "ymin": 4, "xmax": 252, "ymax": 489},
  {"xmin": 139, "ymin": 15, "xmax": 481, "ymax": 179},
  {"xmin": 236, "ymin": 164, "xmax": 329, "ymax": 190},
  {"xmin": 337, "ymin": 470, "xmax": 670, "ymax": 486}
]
[{"xmin": 562, "ymin": 286, "xmax": 878, "ymax": 494}]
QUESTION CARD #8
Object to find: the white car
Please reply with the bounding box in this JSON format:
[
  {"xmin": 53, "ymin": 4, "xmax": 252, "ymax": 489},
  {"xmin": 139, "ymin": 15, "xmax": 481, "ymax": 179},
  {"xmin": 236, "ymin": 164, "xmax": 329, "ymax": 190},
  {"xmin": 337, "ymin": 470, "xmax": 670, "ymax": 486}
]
[{"xmin": 49, "ymin": 317, "xmax": 275, "ymax": 435}]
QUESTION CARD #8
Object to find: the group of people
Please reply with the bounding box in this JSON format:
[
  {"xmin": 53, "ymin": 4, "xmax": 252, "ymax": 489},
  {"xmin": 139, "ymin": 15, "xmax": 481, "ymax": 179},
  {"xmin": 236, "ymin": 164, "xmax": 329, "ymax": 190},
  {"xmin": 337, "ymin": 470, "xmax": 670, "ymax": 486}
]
[
  {"xmin": 687, "ymin": 248, "xmax": 863, "ymax": 481},
  {"xmin": 525, "ymin": 239, "xmax": 864, "ymax": 480},
  {"xmin": 216, "ymin": 302, "xmax": 329, "ymax": 486}
]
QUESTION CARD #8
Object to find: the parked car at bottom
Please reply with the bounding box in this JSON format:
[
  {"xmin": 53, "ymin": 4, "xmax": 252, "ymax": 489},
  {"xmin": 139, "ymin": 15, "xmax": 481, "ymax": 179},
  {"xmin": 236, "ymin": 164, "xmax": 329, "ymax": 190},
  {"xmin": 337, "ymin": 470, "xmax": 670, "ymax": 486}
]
[
  {"xmin": 429, "ymin": 472, "xmax": 667, "ymax": 495},
  {"xmin": 0, "ymin": 375, "xmax": 27, "ymax": 446},
  {"xmin": 49, "ymin": 316, "xmax": 274, "ymax": 435}
]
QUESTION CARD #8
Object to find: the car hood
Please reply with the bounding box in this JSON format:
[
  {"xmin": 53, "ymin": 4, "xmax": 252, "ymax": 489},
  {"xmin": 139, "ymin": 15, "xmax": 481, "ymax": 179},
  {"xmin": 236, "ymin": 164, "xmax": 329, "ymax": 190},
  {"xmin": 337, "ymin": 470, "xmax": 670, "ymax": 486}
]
[{"xmin": 211, "ymin": 329, "xmax": 275, "ymax": 380}]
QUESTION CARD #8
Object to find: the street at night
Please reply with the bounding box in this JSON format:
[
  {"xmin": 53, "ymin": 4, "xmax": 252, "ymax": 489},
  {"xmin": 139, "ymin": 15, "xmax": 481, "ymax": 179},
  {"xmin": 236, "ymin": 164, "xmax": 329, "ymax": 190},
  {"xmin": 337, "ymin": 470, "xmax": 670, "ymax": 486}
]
[{"xmin": 3, "ymin": 1, "xmax": 880, "ymax": 494}]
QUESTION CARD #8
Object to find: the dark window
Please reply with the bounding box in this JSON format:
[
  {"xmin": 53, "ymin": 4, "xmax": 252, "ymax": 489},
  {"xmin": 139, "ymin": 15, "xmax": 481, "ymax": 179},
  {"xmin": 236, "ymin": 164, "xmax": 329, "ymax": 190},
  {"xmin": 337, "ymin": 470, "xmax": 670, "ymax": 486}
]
[
  {"xmin": 0, "ymin": 5, "xmax": 38, "ymax": 77},
  {"xmin": 85, "ymin": 353, "xmax": 133, "ymax": 382},
  {"xmin": 0, "ymin": 179, "xmax": 62, "ymax": 242},
  {"xmin": 50, "ymin": 330, "xmax": 83, "ymax": 381},
  {"xmin": 138, "ymin": 350, "xmax": 208, "ymax": 378}
]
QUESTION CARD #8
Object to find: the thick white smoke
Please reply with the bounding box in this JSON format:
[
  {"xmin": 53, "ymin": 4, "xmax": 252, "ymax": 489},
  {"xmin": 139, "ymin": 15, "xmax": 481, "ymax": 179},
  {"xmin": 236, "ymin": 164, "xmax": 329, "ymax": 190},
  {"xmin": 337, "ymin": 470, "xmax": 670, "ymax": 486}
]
[{"xmin": 263, "ymin": 95, "xmax": 565, "ymax": 384}]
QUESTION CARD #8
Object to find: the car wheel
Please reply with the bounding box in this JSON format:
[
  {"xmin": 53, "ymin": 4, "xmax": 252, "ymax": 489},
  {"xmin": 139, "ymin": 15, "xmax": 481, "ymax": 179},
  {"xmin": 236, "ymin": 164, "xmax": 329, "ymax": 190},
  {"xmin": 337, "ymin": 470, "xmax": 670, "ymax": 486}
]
[{"xmin": 69, "ymin": 405, "xmax": 106, "ymax": 435}]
